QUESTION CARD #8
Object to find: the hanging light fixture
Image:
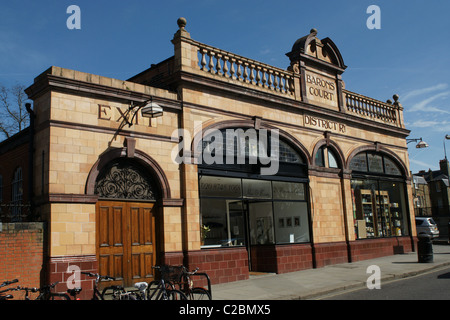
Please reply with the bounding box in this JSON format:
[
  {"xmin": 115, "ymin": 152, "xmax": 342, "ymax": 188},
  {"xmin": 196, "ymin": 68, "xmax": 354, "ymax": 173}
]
[
  {"xmin": 141, "ymin": 100, "xmax": 163, "ymax": 119},
  {"xmin": 406, "ymin": 137, "xmax": 429, "ymax": 149}
]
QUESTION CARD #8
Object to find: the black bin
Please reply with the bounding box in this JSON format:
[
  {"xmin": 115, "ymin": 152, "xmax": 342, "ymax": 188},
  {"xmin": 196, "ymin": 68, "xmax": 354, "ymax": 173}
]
[{"xmin": 417, "ymin": 234, "xmax": 433, "ymax": 263}]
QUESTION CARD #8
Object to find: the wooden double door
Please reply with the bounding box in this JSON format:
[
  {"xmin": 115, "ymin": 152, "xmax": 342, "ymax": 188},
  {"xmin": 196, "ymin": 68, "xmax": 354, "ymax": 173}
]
[{"xmin": 96, "ymin": 201, "xmax": 157, "ymax": 287}]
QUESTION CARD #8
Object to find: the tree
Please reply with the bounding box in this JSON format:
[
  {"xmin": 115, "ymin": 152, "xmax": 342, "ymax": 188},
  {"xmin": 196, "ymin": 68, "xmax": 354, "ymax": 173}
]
[{"xmin": 0, "ymin": 84, "xmax": 30, "ymax": 140}]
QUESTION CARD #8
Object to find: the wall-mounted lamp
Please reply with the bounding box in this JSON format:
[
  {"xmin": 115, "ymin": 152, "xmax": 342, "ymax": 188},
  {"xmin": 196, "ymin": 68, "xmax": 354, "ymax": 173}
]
[
  {"xmin": 125, "ymin": 98, "xmax": 164, "ymax": 127},
  {"xmin": 141, "ymin": 101, "xmax": 163, "ymax": 119},
  {"xmin": 406, "ymin": 137, "xmax": 429, "ymax": 149}
]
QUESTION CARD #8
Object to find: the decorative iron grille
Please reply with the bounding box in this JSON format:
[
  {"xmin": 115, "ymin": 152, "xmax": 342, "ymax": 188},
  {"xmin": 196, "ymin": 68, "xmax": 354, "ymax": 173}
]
[{"xmin": 94, "ymin": 159, "xmax": 157, "ymax": 201}]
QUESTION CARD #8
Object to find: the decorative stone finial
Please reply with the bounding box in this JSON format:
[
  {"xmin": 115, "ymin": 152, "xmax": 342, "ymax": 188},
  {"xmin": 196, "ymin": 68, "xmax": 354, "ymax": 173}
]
[
  {"xmin": 310, "ymin": 28, "xmax": 318, "ymax": 36},
  {"xmin": 177, "ymin": 17, "xmax": 187, "ymax": 30},
  {"xmin": 393, "ymin": 94, "xmax": 399, "ymax": 102}
]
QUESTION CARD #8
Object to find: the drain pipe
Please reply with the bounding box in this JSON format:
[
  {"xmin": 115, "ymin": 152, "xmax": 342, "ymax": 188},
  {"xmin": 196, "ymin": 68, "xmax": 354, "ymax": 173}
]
[{"xmin": 25, "ymin": 103, "xmax": 35, "ymax": 219}]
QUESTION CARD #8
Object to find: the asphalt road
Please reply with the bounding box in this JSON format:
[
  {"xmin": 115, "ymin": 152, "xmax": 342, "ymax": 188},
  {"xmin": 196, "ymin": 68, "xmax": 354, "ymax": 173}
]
[{"xmin": 319, "ymin": 265, "xmax": 450, "ymax": 300}]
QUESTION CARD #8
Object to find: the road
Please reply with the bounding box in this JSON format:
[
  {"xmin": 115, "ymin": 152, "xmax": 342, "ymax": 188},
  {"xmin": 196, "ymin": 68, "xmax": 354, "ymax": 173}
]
[{"xmin": 318, "ymin": 265, "xmax": 450, "ymax": 300}]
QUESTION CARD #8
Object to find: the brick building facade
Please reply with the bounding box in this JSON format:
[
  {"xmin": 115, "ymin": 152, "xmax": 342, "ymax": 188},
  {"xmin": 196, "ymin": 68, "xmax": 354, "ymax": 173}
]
[{"xmin": 2, "ymin": 19, "xmax": 417, "ymax": 296}]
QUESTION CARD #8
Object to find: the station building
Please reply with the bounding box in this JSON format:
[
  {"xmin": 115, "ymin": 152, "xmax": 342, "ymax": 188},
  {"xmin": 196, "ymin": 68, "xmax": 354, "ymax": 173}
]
[{"xmin": 3, "ymin": 18, "xmax": 417, "ymax": 293}]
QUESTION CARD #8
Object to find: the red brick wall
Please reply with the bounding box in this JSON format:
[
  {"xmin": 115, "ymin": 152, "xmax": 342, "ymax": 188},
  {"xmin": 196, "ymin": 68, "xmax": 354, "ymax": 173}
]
[
  {"xmin": 47, "ymin": 255, "xmax": 97, "ymax": 301},
  {"xmin": 274, "ymin": 243, "xmax": 314, "ymax": 273},
  {"xmin": 349, "ymin": 236, "xmax": 414, "ymax": 262},
  {"xmin": 186, "ymin": 248, "xmax": 249, "ymax": 285},
  {"xmin": 313, "ymin": 242, "xmax": 349, "ymax": 268},
  {"xmin": 0, "ymin": 223, "xmax": 44, "ymax": 299}
]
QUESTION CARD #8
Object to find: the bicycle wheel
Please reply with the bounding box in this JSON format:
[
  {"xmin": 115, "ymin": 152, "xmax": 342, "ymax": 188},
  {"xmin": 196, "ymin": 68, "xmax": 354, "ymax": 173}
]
[
  {"xmin": 147, "ymin": 280, "xmax": 175, "ymax": 300},
  {"xmin": 48, "ymin": 293, "xmax": 71, "ymax": 300},
  {"xmin": 166, "ymin": 289, "xmax": 187, "ymax": 300},
  {"xmin": 189, "ymin": 287, "xmax": 211, "ymax": 300},
  {"xmin": 101, "ymin": 286, "xmax": 126, "ymax": 300}
]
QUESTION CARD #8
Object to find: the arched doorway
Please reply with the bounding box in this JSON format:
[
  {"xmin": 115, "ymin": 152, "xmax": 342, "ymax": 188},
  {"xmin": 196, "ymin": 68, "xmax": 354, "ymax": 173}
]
[{"xmin": 94, "ymin": 158, "xmax": 160, "ymax": 287}]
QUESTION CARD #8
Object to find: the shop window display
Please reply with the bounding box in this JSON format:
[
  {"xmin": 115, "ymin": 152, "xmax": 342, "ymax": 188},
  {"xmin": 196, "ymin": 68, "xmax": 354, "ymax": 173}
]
[{"xmin": 350, "ymin": 152, "xmax": 409, "ymax": 239}]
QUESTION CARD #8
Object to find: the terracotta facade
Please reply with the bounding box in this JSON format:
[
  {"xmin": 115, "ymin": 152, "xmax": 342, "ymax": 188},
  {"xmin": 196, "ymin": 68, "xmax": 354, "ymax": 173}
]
[{"xmin": 20, "ymin": 19, "xmax": 417, "ymax": 293}]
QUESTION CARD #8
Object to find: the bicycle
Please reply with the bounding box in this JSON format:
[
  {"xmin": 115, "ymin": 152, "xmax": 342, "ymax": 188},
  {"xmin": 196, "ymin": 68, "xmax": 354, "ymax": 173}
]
[
  {"xmin": 14, "ymin": 282, "xmax": 70, "ymax": 300},
  {"xmin": 146, "ymin": 265, "xmax": 187, "ymax": 300},
  {"xmin": 81, "ymin": 272, "xmax": 126, "ymax": 300},
  {"xmin": 116, "ymin": 282, "xmax": 148, "ymax": 300},
  {"xmin": 0, "ymin": 279, "xmax": 18, "ymax": 300},
  {"xmin": 176, "ymin": 266, "xmax": 212, "ymax": 300}
]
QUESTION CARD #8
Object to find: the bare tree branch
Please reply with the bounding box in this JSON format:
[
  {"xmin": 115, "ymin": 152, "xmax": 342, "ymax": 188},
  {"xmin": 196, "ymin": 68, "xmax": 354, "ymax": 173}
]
[{"xmin": 0, "ymin": 83, "xmax": 30, "ymax": 141}]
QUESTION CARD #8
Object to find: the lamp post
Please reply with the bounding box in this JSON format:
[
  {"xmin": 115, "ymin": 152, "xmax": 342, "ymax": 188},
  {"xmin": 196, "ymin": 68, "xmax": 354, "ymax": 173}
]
[
  {"xmin": 406, "ymin": 137, "xmax": 429, "ymax": 149},
  {"xmin": 444, "ymin": 134, "xmax": 450, "ymax": 160}
]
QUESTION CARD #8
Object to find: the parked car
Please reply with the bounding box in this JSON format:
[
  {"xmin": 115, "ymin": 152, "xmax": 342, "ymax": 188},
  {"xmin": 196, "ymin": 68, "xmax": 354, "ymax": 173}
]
[{"xmin": 415, "ymin": 217, "xmax": 439, "ymax": 239}]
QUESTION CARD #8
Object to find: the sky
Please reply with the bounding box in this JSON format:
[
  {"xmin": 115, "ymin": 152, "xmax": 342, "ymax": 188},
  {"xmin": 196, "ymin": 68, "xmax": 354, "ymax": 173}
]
[{"xmin": 0, "ymin": 0, "xmax": 449, "ymax": 174}]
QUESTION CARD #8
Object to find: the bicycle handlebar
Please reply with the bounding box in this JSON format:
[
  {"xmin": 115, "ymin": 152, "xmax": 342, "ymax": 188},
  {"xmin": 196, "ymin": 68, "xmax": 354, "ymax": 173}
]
[
  {"xmin": 0, "ymin": 279, "xmax": 18, "ymax": 288},
  {"xmin": 81, "ymin": 272, "xmax": 115, "ymax": 281}
]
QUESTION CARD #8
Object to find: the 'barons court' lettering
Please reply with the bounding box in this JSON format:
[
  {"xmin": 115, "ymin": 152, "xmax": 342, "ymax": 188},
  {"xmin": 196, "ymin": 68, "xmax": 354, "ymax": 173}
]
[{"xmin": 306, "ymin": 74, "xmax": 335, "ymax": 101}]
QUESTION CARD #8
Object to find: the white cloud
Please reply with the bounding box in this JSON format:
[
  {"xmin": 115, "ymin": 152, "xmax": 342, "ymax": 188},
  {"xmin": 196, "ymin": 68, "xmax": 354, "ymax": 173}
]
[
  {"xmin": 410, "ymin": 159, "xmax": 437, "ymax": 171},
  {"xmin": 408, "ymin": 119, "xmax": 450, "ymax": 132},
  {"xmin": 409, "ymin": 91, "xmax": 450, "ymax": 113},
  {"xmin": 402, "ymin": 83, "xmax": 448, "ymax": 102}
]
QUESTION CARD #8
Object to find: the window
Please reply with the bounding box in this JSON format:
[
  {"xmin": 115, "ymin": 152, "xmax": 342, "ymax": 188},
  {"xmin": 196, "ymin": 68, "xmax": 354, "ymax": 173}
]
[
  {"xmin": 198, "ymin": 128, "xmax": 311, "ymax": 248},
  {"xmin": 350, "ymin": 152, "xmax": 409, "ymax": 239},
  {"xmin": 11, "ymin": 167, "xmax": 23, "ymax": 221},
  {"xmin": 349, "ymin": 151, "xmax": 402, "ymax": 176},
  {"xmin": 199, "ymin": 176, "xmax": 310, "ymax": 247},
  {"xmin": 315, "ymin": 145, "xmax": 339, "ymax": 168}
]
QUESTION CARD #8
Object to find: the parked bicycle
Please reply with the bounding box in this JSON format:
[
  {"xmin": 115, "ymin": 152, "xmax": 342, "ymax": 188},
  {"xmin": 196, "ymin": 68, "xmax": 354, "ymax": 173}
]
[
  {"xmin": 15, "ymin": 282, "xmax": 70, "ymax": 300},
  {"xmin": 81, "ymin": 272, "xmax": 126, "ymax": 300},
  {"xmin": 146, "ymin": 265, "xmax": 187, "ymax": 300},
  {"xmin": 177, "ymin": 266, "xmax": 212, "ymax": 300},
  {"xmin": 0, "ymin": 279, "xmax": 18, "ymax": 300}
]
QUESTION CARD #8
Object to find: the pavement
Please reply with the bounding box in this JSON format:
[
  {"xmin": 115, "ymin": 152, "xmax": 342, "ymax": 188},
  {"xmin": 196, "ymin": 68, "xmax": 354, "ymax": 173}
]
[{"xmin": 210, "ymin": 240, "xmax": 450, "ymax": 300}]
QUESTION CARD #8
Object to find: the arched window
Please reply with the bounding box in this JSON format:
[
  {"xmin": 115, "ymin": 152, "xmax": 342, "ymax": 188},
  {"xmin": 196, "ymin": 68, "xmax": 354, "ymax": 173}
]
[
  {"xmin": 199, "ymin": 127, "xmax": 307, "ymax": 178},
  {"xmin": 349, "ymin": 151, "xmax": 402, "ymax": 176},
  {"xmin": 349, "ymin": 151, "xmax": 408, "ymax": 239},
  {"xmin": 315, "ymin": 145, "xmax": 339, "ymax": 169},
  {"xmin": 198, "ymin": 127, "xmax": 311, "ymax": 251}
]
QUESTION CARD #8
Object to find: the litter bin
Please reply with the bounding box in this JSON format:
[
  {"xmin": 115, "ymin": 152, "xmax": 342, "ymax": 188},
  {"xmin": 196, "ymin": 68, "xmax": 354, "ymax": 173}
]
[
  {"xmin": 417, "ymin": 234, "xmax": 433, "ymax": 263},
  {"xmin": 448, "ymin": 222, "xmax": 450, "ymax": 243}
]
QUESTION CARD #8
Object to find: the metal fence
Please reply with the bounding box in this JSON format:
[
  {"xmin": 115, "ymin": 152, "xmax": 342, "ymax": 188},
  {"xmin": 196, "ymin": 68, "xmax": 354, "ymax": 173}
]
[{"xmin": 0, "ymin": 203, "xmax": 38, "ymax": 223}]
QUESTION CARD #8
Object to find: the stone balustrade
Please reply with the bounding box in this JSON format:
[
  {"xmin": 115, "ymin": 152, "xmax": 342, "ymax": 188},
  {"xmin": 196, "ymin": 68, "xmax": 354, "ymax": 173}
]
[
  {"xmin": 176, "ymin": 32, "xmax": 405, "ymax": 128},
  {"xmin": 195, "ymin": 41, "xmax": 295, "ymax": 96},
  {"xmin": 343, "ymin": 90, "xmax": 402, "ymax": 127}
]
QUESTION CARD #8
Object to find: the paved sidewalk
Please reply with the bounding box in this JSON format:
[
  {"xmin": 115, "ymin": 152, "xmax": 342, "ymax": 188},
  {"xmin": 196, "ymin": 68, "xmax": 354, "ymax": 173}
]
[{"xmin": 211, "ymin": 243, "xmax": 450, "ymax": 300}]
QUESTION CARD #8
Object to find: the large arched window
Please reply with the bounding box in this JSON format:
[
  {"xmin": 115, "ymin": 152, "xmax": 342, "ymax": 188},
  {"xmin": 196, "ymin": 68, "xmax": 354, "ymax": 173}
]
[
  {"xmin": 349, "ymin": 151, "xmax": 409, "ymax": 239},
  {"xmin": 198, "ymin": 127, "xmax": 311, "ymax": 249}
]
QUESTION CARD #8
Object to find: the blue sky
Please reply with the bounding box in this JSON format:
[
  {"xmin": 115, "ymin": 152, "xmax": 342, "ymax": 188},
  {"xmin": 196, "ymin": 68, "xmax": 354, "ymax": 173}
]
[{"xmin": 1, "ymin": 0, "xmax": 449, "ymax": 173}]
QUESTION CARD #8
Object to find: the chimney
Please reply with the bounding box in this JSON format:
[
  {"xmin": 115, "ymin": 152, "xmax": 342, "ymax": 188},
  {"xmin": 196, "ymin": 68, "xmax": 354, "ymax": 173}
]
[{"xmin": 439, "ymin": 159, "xmax": 450, "ymax": 176}]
